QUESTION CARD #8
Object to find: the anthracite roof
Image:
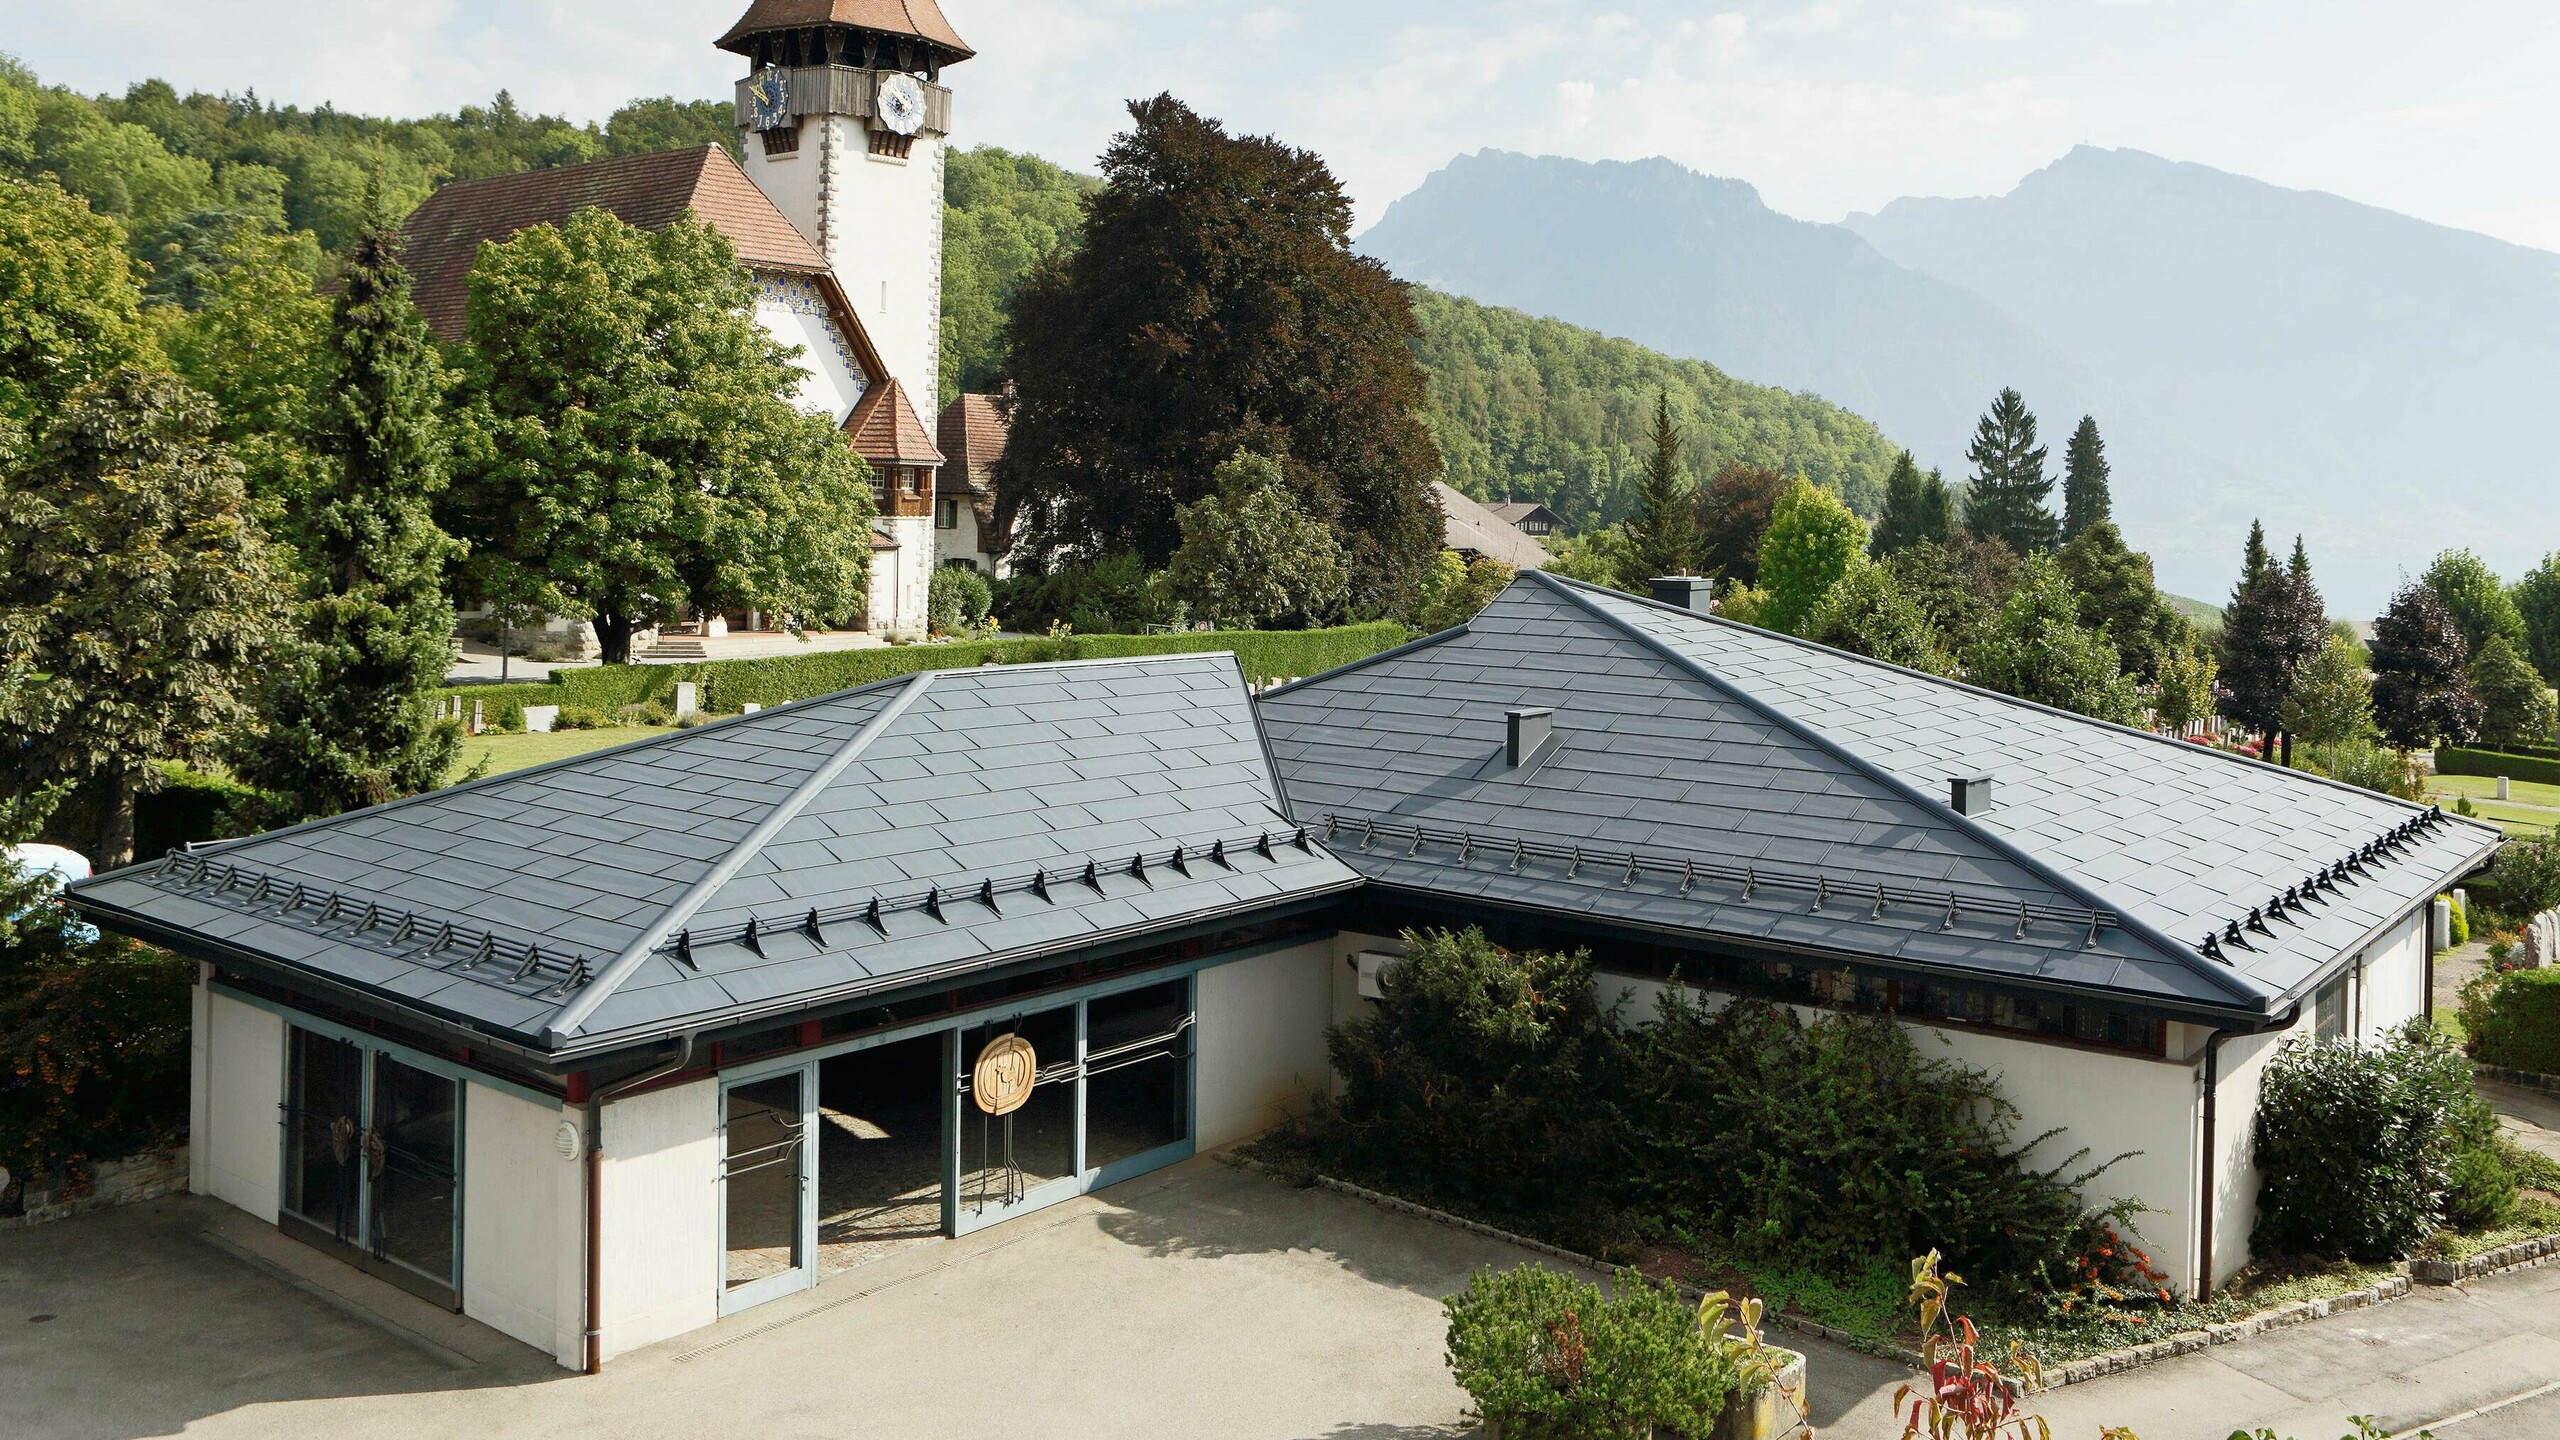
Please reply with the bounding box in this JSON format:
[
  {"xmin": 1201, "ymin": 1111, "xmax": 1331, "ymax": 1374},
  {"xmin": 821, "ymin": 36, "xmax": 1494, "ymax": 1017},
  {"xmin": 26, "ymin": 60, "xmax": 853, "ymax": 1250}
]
[
  {"xmin": 72, "ymin": 655, "xmax": 1357, "ymax": 1059},
  {"xmin": 1258, "ymin": 574, "xmax": 2499, "ymax": 1018}
]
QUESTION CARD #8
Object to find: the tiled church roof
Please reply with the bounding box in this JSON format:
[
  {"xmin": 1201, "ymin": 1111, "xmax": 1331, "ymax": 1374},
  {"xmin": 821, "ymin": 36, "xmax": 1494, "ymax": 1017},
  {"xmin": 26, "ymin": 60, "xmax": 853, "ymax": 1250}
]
[
  {"xmin": 846, "ymin": 378, "xmax": 944, "ymax": 466},
  {"xmin": 399, "ymin": 145, "xmax": 828, "ymax": 341},
  {"xmin": 716, "ymin": 0, "xmax": 975, "ymax": 59}
]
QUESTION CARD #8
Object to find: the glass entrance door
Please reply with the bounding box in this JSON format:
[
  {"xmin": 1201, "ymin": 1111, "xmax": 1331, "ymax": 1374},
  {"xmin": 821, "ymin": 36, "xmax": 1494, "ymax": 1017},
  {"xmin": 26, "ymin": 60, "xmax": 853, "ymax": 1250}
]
[
  {"xmin": 957, "ymin": 1003, "xmax": 1080, "ymax": 1232},
  {"xmin": 719, "ymin": 1070, "xmax": 813, "ymax": 1312},
  {"xmin": 279, "ymin": 1028, "xmax": 463, "ymax": 1308},
  {"xmin": 367, "ymin": 1054, "xmax": 460, "ymax": 1301}
]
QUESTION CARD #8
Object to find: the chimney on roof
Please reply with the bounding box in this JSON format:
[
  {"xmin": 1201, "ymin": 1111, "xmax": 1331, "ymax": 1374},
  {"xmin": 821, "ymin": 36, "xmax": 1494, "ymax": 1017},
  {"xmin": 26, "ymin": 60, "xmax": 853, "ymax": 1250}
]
[
  {"xmin": 1506, "ymin": 708, "xmax": 1555, "ymax": 770},
  {"xmin": 1650, "ymin": 576, "xmax": 1714, "ymax": 613},
  {"xmin": 1949, "ymin": 776, "xmax": 1997, "ymax": 816}
]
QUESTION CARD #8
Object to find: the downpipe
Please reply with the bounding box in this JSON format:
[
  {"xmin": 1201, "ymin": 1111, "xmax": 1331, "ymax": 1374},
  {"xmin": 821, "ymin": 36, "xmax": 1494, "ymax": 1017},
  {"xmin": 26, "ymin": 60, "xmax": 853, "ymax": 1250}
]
[{"xmin": 584, "ymin": 1033, "xmax": 697, "ymax": 1375}]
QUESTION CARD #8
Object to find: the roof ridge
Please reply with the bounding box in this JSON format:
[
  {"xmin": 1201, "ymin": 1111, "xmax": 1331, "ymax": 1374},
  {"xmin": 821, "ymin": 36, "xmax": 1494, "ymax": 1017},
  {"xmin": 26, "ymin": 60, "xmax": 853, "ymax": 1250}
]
[
  {"xmin": 1524, "ymin": 572, "xmax": 2270, "ymax": 1009},
  {"xmin": 1547, "ymin": 572, "xmax": 2478, "ymax": 826},
  {"xmin": 544, "ymin": 670, "xmax": 942, "ymax": 1042}
]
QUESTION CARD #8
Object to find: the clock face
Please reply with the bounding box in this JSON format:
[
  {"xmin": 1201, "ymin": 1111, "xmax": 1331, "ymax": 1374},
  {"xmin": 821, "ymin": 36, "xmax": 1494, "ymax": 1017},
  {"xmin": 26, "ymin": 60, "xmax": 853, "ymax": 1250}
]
[
  {"xmin": 875, "ymin": 73, "xmax": 926, "ymax": 136},
  {"xmin": 747, "ymin": 65, "xmax": 790, "ymax": 132}
]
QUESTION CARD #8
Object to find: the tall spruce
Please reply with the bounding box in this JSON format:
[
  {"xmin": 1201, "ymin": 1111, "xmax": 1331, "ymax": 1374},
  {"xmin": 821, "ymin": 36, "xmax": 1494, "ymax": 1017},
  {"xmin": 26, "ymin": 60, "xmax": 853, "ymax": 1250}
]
[
  {"xmin": 2061, "ymin": 415, "xmax": 2111, "ymax": 541},
  {"xmin": 233, "ymin": 217, "xmax": 462, "ymax": 817},
  {"xmin": 2370, "ymin": 583, "xmax": 2482, "ymax": 751},
  {"xmin": 1960, "ymin": 387, "xmax": 2058, "ymax": 554},
  {"xmin": 1870, "ymin": 450, "xmax": 1953, "ymax": 557},
  {"xmin": 996, "ymin": 95, "xmax": 1441, "ymax": 618},
  {"xmin": 1619, "ymin": 391, "xmax": 1700, "ymax": 582},
  {"xmin": 2219, "ymin": 522, "xmax": 2330, "ymax": 753}
]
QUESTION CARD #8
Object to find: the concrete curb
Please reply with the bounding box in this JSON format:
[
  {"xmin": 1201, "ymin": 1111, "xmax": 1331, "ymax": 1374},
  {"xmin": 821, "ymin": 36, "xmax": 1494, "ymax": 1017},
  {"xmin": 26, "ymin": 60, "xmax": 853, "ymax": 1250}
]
[
  {"xmin": 2473, "ymin": 1062, "xmax": 2560, "ymax": 1099},
  {"xmin": 2411, "ymin": 1233, "xmax": 2560, "ymax": 1285},
  {"xmin": 1229, "ymin": 1157, "xmax": 2423, "ymax": 1391}
]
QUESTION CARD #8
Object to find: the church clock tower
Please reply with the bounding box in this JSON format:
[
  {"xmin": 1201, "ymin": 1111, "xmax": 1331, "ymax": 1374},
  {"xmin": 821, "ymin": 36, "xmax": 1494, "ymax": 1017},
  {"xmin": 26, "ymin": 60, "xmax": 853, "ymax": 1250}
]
[{"xmin": 721, "ymin": 0, "xmax": 973, "ymax": 410}]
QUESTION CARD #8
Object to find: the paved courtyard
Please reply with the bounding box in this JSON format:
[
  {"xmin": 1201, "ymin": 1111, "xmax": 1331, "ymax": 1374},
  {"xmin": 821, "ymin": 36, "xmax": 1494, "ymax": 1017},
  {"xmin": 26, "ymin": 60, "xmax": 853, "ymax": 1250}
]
[{"xmin": 4, "ymin": 1154, "xmax": 2556, "ymax": 1440}]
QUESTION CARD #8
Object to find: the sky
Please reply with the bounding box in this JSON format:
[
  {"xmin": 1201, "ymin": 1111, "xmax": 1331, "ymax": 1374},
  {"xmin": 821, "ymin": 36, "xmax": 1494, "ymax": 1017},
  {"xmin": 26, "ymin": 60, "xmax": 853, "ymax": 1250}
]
[{"xmin": 7, "ymin": 0, "xmax": 2558, "ymax": 249}]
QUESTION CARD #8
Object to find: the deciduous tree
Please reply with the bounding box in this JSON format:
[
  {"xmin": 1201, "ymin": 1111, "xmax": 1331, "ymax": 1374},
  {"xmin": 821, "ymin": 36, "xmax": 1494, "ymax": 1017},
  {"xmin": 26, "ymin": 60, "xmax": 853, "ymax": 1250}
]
[
  {"xmin": 996, "ymin": 96, "xmax": 1440, "ymax": 619},
  {"xmin": 1886, "ymin": 535, "xmax": 2018, "ymax": 662},
  {"xmin": 2282, "ymin": 635, "xmax": 2375, "ymax": 770},
  {"xmin": 0, "ymin": 368, "xmax": 288, "ymax": 866},
  {"xmin": 2513, "ymin": 552, "xmax": 2560, "ymax": 688},
  {"xmin": 1960, "ymin": 387, "xmax": 2057, "ymax": 554},
  {"xmin": 230, "ymin": 218, "xmax": 462, "ymax": 818},
  {"xmin": 0, "ymin": 180, "xmax": 153, "ymax": 438},
  {"xmin": 159, "ymin": 225, "xmax": 329, "ymax": 530},
  {"xmin": 1161, "ymin": 450, "xmax": 1349, "ymax": 630},
  {"xmin": 2470, "ymin": 635, "xmax": 2557, "ymax": 752},
  {"xmin": 2060, "ymin": 414, "xmax": 2111, "ymax": 541},
  {"xmin": 1755, "ymin": 478, "xmax": 1867, "ymax": 635},
  {"xmin": 1414, "ymin": 551, "xmax": 1516, "ymax": 633},
  {"xmin": 1963, "ymin": 553, "xmax": 2140, "ymax": 723},
  {"xmin": 2057, "ymin": 519, "xmax": 2187, "ymax": 682},
  {"xmin": 2419, "ymin": 548, "xmax": 2526, "ymax": 660},
  {"xmin": 1806, "ymin": 561, "xmax": 1949, "ymax": 674},
  {"xmin": 1695, "ymin": 461, "xmax": 1790, "ymax": 586},
  {"xmin": 1618, "ymin": 391, "xmax": 1700, "ymax": 583},
  {"xmin": 2370, "ymin": 583, "xmax": 2482, "ymax": 752},
  {"xmin": 445, "ymin": 209, "xmax": 873, "ymax": 664},
  {"xmin": 2151, "ymin": 638, "xmax": 2219, "ymax": 735}
]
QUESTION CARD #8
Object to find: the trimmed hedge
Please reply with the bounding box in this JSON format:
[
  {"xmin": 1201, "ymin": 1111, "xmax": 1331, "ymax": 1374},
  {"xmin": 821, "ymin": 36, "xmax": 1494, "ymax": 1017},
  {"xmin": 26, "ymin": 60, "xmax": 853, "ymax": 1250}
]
[
  {"xmin": 2470, "ymin": 968, "xmax": 2560, "ymax": 1076},
  {"xmin": 438, "ymin": 622, "xmax": 1410, "ymax": 721},
  {"xmin": 36, "ymin": 763, "xmax": 274, "ymax": 862},
  {"xmin": 2437, "ymin": 747, "xmax": 2560, "ymax": 788}
]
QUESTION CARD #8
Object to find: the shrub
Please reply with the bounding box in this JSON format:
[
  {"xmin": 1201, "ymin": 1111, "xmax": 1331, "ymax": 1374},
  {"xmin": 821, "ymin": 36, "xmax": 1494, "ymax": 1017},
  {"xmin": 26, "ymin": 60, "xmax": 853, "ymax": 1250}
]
[
  {"xmin": 928, "ymin": 565, "xmax": 995, "ymax": 636},
  {"xmin": 1, "ymin": 793, "xmax": 194, "ymax": 1183},
  {"xmin": 1443, "ymin": 1265, "xmax": 1738, "ymax": 1440},
  {"xmin": 1627, "ymin": 989, "xmax": 2156, "ymax": 1318},
  {"xmin": 2466, "ymin": 966, "xmax": 2560, "ymax": 1075},
  {"xmin": 2251, "ymin": 1019, "xmax": 2478, "ymax": 1259},
  {"xmin": 552, "ymin": 705, "xmax": 613, "ymax": 731},
  {"xmin": 2489, "ymin": 828, "xmax": 2560, "ymax": 919},
  {"xmin": 2447, "ymin": 892, "xmax": 2470, "ymax": 947},
  {"xmin": 2436, "ymin": 745, "xmax": 2560, "ymax": 789},
  {"xmin": 2440, "ymin": 1141, "xmax": 2518, "ymax": 1232},
  {"xmin": 616, "ymin": 702, "xmax": 671, "ymax": 727},
  {"xmin": 1319, "ymin": 929, "xmax": 1628, "ymax": 1239},
  {"xmin": 2326, "ymin": 741, "xmax": 2419, "ymax": 800}
]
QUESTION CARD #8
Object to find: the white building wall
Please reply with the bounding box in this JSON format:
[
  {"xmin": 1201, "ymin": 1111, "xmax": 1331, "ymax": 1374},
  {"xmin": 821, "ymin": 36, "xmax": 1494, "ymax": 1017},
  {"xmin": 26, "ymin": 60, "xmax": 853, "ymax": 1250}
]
[
  {"xmin": 1195, "ymin": 940, "xmax": 1335, "ymax": 1148},
  {"xmin": 2357, "ymin": 909, "xmax": 2429, "ymax": 1040},
  {"xmin": 1593, "ymin": 973, "xmax": 2211, "ymax": 1297},
  {"xmin": 869, "ymin": 513, "xmax": 936, "ymax": 634},
  {"xmin": 754, "ymin": 283, "xmax": 869, "ymax": 425},
  {"xmin": 199, "ymin": 988, "xmax": 283, "ymax": 1223},
  {"xmin": 597, "ymin": 1077, "xmax": 720, "ymax": 1361},
  {"xmin": 742, "ymin": 113, "xmax": 946, "ymax": 408},
  {"xmin": 461, "ymin": 1083, "xmax": 582, "ymax": 1368}
]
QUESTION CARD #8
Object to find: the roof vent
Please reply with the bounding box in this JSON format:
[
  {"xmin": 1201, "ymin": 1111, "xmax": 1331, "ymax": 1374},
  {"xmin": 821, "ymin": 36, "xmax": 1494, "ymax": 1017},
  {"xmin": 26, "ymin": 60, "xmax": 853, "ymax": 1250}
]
[
  {"xmin": 1649, "ymin": 576, "xmax": 1714, "ymax": 614},
  {"xmin": 1949, "ymin": 776, "xmax": 1997, "ymax": 816},
  {"xmin": 1506, "ymin": 708, "xmax": 1555, "ymax": 770}
]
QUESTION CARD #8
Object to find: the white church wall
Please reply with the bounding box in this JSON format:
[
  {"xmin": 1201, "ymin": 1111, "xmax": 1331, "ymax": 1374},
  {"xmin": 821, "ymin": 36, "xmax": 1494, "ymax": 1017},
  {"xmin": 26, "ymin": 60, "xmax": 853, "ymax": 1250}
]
[
  {"xmin": 815, "ymin": 116, "xmax": 947, "ymax": 406},
  {"xmin": 753, "ymin": 278, "xmax": 869, "ymax": 424}
]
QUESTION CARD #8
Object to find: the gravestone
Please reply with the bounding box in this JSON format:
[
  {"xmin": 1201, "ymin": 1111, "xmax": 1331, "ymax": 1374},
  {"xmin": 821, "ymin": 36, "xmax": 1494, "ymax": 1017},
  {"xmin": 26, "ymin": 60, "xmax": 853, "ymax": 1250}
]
[{"xmin": 674, "ymin": 682, "xmax": 698, "ymax": 720}]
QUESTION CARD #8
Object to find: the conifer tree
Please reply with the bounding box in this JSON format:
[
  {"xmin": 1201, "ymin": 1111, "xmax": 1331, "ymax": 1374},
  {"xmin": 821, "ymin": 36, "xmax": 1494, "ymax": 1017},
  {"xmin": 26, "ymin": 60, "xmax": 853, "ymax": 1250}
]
[
  {"xmin": 1619, "ymin": 391, "xmax": 1700, "ymax": 583},
  {"xmin": 2219, "ymin": 522, "xmax": 2329, "ymax": 755},
  {"xmin": 1870, "ymin": 450, "xmax": 1953, "ymax": 557},
  {"xmin": 2061, "ymin": 415, "xmax": 2111, "ymax": 541},
  {"xmin": 1960, "ymin": 387, "xmax": 2058, "ymax": 554},
  {"xmin": 233, "ymin": 217, "xmax": 462, "ymax": 818}
]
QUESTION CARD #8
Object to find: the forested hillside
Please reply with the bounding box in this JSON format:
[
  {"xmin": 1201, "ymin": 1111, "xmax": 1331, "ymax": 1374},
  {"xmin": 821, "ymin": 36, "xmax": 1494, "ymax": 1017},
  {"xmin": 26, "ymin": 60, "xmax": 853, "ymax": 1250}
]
[
  {"xmin": 1408, "ymin": 290, "xmax": 1900, "ymax": 529},
  {"xmin": 940, "ymin": 145, "xmax": 1905, "ymax": 527},
  {"xmin": 3, "ymin": 59, "xmax": 1907, "ymax": 533},
  {"xmin": 0, "ymin": 59, "xmax": 731, "ymax": 291}
]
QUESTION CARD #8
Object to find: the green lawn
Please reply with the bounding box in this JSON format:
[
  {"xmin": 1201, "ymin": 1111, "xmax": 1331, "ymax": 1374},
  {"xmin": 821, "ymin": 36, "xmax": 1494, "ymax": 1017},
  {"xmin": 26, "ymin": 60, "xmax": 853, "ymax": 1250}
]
[
  {"xmin": 2424, "ymin": 773, "xmax": 2558, "ymax": 836},
  {"xmin": 452, "ymin": 726, "xmax": 676, "ymax": 782}
]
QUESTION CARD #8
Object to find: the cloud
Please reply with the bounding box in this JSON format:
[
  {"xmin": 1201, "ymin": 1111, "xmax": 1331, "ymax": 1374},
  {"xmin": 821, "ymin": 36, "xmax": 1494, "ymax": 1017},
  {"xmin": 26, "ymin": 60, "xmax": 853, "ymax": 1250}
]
[{"xmin": 1936, "ymin": 5, "xmax": 2027, "ymax": 40}]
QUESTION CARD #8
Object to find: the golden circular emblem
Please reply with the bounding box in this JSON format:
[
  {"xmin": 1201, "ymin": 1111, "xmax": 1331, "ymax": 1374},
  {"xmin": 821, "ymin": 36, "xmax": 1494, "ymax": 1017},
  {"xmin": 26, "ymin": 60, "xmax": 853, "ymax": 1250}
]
[{"xmin": 971, "ymin": 1033, "xmax": 1037, "ymax": 1116}]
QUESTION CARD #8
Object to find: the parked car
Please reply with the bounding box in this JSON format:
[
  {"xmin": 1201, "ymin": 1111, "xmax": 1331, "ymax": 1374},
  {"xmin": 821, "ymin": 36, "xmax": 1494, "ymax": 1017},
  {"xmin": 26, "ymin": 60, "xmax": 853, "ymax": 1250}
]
[{"xmin": 6, "ymin": 842, "xmax": 99, "ymax": 942}]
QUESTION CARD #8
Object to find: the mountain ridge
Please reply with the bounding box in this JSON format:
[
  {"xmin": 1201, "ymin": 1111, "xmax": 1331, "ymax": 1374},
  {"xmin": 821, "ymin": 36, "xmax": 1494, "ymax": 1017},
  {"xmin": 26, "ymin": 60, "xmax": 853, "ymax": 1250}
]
[{"xmin": 1363, "ymin": 145, "xmax": 2559, "ymax": 610}]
